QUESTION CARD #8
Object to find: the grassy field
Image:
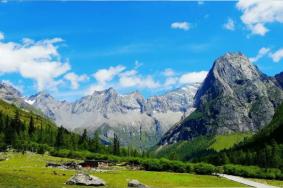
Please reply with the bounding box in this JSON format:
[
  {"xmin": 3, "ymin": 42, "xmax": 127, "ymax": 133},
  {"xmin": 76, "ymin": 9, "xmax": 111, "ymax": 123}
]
[
  {"xmin": 209, "ymin": 133, "xmax": 252, "ymax": 151},
  {"xmin": 250, "ymin": 178, "xmax": 283, "ymax": 187},
  {"xmin": 0, "ymin": 152, "xmax": 247, "ymax": 188}
]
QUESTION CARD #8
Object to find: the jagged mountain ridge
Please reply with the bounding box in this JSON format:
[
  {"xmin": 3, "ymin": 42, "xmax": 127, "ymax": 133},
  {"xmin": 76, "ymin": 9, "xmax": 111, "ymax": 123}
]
[
  {"xmin": 27, "ymin": 83, "xmax": 201, "ymax": 147},
  {"xmin": 0, "ymin": 82, "xmax": 43, "ymax": 114},
  {"xmin": 160, "ymin": 52, "xmax": 283, "ymax": 145},
  {"xmin": 275, "ymin": 72, "xmax": 283, "ymax": 88}
]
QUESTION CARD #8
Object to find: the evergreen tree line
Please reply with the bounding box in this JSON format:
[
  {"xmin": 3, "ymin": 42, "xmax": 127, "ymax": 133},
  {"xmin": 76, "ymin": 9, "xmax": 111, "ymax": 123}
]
[
  {"xmin": 201, "ymin": 139, "xmax": 283, "ymax": 169},
  {"xmin": 0, "ymin": 110, "xmax": 142, "ymax": 157}
]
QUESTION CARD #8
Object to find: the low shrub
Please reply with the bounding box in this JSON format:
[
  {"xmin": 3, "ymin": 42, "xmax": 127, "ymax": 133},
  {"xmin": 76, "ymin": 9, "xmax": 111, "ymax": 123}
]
[{"xmin": 194, "ymin": 163, "xmax": 215, "ymax": 175}]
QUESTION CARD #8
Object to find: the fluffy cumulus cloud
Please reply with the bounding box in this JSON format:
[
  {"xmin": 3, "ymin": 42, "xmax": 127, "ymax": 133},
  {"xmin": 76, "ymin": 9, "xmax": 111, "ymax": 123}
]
[
  {"xmin": 237, "ymin": 0, "xmax": 283, "ymax": 36},
  {"xmin": 223, "ymin": 18, "xmax": 235, "ymax": 31},
  {"xmin": 171, "ymin": 22, "xmax": 190, "ymax": 31},
  {"xmin": 64, "ymin": 72, "xmax": 89, "ymax": 89},
  {"xmin": 86, "ymin": 63, "xmax": 208, "ymax": 95},
  {"xmin": 86, "ymin": 65, "xmax": 126, "ymax": 94},
  {"xmin": 249, "ymin": 47, "xmax": 283, "ymax": 63},
  {"xmin": 270, "ymin": 48, "xmax": 283, "ymax": 63},
  {"xmin": 0, "ymin": 34, "xmax": 71, "ymax": 91},
  {"xmin": 119, "ymin": 70, "xmax": 160, "ymax": 89},
  {"xmin": 249, "ymin": 47, "xmax": 271, "ymax": 63},
  {"xmin": 179, "ymin": 71, "xmax": 208, "ymax": 84},
  {"xmin": 92, "ymin": 65, "xmax": 125, "ymax": 84}
]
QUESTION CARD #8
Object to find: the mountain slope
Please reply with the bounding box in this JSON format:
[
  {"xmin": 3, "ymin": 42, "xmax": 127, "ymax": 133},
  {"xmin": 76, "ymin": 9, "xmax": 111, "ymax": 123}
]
[
  {"xmin": 28, "ymin": 83, "xmax": 201, "ymax": 148},
  {"xmin": 160, "ymin": 52, "xmax": 283, "ymax": 145},
  {"xmin": 275, "ymin": 71, "xmax": 283, "ymax": 88},
  {"xmin": 201, "ymin": 102, "xmax": 283, "ymax": 168},
  {"xmin": 0, "ymin": 82, "xmax": 41, "ymax": 114},
  {"xmin": 151, "ymin": 132, "xmax": 251, "ymax": 161}
]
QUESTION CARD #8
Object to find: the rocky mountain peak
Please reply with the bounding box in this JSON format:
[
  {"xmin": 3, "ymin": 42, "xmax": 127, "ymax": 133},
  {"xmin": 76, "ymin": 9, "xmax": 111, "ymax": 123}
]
[
  {"xmin": 213, "ymin": 52, "xmax": 261, "ymax": 81},
  {"xmin": 92, "ymin": 87, "xmax": 117, "ymax": 96},
  {"xmin": 160, "ymin": 52, "xmax": 283, "ymax": 145},
  {"xmin": 0, "ymin": 82, "xmax": 22, "ymax": 99},
  {"xmin": 30, "ymin": 91, "xmax": 53, "ymax": 99}
]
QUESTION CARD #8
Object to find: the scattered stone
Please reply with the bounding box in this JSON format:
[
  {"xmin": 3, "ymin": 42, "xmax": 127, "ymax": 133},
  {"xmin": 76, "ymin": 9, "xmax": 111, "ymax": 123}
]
[
  {"xmin": 62, "ymin": 162, "xmax": 82, "ymax": 170},
  {"xmin": 46, "ymin": 163, "xmax": 61, "ymax": 168},
  {"xmin": 66, "ymin": 173, "xmax": 106, "ymax": 186},
  {"xmin": 46, "ymin": 162, "xmax": 82, "ymax": 170},
  {"xmin": 128, "ymin": 179, "xmax": 149, "ymax": 188}
]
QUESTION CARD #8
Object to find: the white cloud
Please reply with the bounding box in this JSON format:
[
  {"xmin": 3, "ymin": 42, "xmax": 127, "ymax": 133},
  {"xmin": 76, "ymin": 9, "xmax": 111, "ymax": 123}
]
[
  {"xmin": 223, "ymin": 18, "xmax": 235, "ymax": 31},
  {"xmin": 119, "ymin": 70, "xmax": 160, "ymax": 89},
  {"xmin": 85, "ymin": 84, "xmax": 106, "ymax": 95},
  {"xmin": 179, "ymin": 71, "xmax": 208, "ymax": 84},
  {"xmin": 163, "ymin": 68, "xmax": 175, "ymax": 77},
  {"xmin": 249, "ymin": 47, "xmax": 271, "ymax": 63},
  {"xmin": 0, "ymin": 32, "xmax": 4, "ymax": 40},
  {"xmin": 0, "ymin": 34, "xmax": 70, "ymax": 91},
  {"xmin": 64, "ymin": 72, "xmax": 89, "ymax": 89},
  {"xmin": 171, "ymin": 22, "xmax": 190, "ymax": 31},
  {"xmin": 270, "ymin": 48, "xmax": 283, "ymax": 63},
  {"xmin": 86, "ymin": 64, "xmax": 208, "ymax": 95},
  {"xmin": 237, "ymin": 0, "xmax": 283, "ymax": 36},
  {"xmin": 164, "ymin": 77, "xmax": 178, "ymax": 87},
  {"xmin": 92, "ymin": 65, "xmax": 125, "ymax": 84}
]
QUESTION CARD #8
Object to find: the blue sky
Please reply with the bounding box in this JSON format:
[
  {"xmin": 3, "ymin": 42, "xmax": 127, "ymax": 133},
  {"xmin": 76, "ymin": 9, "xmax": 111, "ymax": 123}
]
[{"xmin": 0, "ymin": 1, "xmax": 283, "ymax": 101}]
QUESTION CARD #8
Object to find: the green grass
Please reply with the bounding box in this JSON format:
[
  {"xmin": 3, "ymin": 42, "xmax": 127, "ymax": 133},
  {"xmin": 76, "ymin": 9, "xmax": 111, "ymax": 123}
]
[
  {"xmin": 152, "ymin": 133, "xmax": 251, "ymax": 161},
  {"xmin": 0, "ymin": 152, "xmax": 246, "ymax": 188},
  {"xmin": 209, "ymin": 133, "xmax": 252, "ymax": 151},
  {"xmin": 250, "ymin": 178, "xmax": 283, "ymax": 187}
]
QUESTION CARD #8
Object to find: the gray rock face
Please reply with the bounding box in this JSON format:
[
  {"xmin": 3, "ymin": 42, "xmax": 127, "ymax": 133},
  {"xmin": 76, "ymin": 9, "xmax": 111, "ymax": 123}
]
[
  {"xmin": 0, "ymin": 82, "xmax": 39, "ymax": 113},
  {"xmin": 128, "ymin": 179, "xmax": 149, "ymax": 188},
  {"xmin": 275, "ymin": 72, "xmax": 283, "ymax": 88},
  {"xmin": 66, "ymin": 173, "xmax": 105, "ymax": 186},
  {"xmin": 160, "ymin": 52, "xmax": 283, "ymax": 145},
  {"xmin": 28, "ymin": 83, "xmax": 200, "ymax": 147}
]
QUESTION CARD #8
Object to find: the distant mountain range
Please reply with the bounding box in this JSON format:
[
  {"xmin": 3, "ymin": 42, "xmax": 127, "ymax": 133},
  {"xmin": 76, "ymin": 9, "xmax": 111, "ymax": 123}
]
[
  {"xmin": 0, "ymin": 80, "xmax": 200, "ymax": 148},
  {"xmin": 160, "ymin": 52, "xmax": 283, "ymax": 145},
  {"xmin": 1, "ymin": 52, "xmax": 282, "ymax": 150}
]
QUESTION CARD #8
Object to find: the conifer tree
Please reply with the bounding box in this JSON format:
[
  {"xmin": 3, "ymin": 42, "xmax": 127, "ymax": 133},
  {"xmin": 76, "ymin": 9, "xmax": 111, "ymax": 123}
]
[
  {"xmin": 28, "ymin": 116, "xmax": 35, "ymax": 137},
  {"xmin": 113, "ymin": 133, "xmax": 120, "ymax": 155}
]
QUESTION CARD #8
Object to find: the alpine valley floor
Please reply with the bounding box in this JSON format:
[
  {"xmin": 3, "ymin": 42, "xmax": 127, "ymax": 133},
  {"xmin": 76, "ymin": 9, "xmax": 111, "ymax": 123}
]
[{"xmin": 0, "ymin": 152, "xmax": 249, "ymax": 188}]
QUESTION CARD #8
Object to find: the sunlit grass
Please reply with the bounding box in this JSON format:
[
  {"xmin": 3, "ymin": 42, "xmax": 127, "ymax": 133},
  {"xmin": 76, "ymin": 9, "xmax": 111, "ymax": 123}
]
[{"xmin": 0, "ymin": 152, "xmax": 246, "ymax": 188}]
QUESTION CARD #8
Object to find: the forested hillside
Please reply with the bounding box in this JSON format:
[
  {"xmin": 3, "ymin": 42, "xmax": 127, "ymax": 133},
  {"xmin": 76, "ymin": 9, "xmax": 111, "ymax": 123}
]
[
  {"xmin": 0, "ymin": 99, "xmax": 123, "ymax": 155},
  {"xmin": 201, "ymin": 103, "xmax": 283, "ymax": 168},
  {"xmin": 151, "ymin": 133, "xmax": 251, "ymax": 161}
]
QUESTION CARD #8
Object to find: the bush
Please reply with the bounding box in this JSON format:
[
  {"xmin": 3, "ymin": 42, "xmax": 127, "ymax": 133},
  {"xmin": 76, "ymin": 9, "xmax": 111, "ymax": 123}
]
[
  {"xmin": 141, "ymin": 159, "xmax": 162, "ymax": 171},
  {"xmin": 37, "ymin": 144, "xmax": 47, "ymax": 154},
  {"xmin": 194, "ymin": 163, "xmax": 215, "ymax": 175},
  {"xmin": 223, "ymin": 164, "xmax": 283, "ymax": 179}
]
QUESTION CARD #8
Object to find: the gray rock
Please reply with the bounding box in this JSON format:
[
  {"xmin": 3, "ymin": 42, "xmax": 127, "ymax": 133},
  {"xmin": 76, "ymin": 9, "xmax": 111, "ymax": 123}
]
[
  {"xmin": 128, "ymin": 179, "xmax": 149, "ymax": 188},
  {"xmin": 66, "ymin": 173, "xmax": 105, "ymax": 186},
  {"xmin": 275, "ymin": 71, "xmax": 283, "ymax": 88},
  {"xmin": 160, "ymin": 52, "xmax": 283, "ymax": 145},
  {"xmin": 0, "ymin": 82, "xmax": 38, "ymax": 112},
  {"xmin": 27, "ymin": 83, "xmax": 201, "ymax": 148}
]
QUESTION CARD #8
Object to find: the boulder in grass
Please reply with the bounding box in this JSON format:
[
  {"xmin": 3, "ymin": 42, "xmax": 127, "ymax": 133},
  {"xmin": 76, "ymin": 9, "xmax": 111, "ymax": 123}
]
[
  {"xmin": 128, "ymin": 179, "xmax": 149, "ymax": 188},
  {"xmin": 66, "ymin": 173, "xmax": 105, "ymax": 186}
]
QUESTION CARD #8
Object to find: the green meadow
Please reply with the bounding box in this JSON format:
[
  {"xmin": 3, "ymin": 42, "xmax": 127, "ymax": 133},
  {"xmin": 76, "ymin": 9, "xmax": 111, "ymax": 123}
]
[{"xmin": 0, "ymin": 152, "xmax": 246, "ymax": 188}]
